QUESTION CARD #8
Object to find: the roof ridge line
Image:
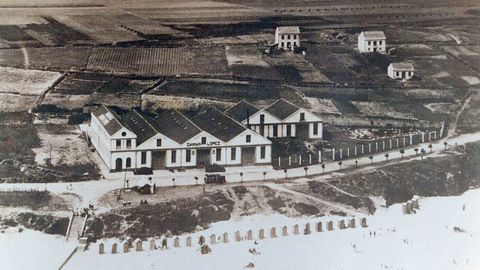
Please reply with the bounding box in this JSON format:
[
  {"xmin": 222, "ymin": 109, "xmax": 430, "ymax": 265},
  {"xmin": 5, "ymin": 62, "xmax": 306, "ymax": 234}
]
[{"xmin": 171, "ymin": 108, "xmax": 203, "ymax": 132}]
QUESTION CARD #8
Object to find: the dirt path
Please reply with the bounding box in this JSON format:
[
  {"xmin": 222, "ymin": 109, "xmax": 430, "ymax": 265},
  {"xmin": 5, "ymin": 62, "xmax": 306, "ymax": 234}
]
[
  {"xmin": 447, "ymin": 90, "xmax": 474, "ymax": 138},
  {"xmin": 317, "ymin": 179, "xmax": 360, "ymax": 198},
  {"xmin": 264, "ymin": 183, "xmax": 359, "ymax": 216}
]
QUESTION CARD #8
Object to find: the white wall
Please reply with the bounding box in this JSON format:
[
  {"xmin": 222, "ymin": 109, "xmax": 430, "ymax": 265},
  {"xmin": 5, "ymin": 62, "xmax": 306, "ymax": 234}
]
[
  {"xmin": 255, "ymin": 145, "xmax": 271, "ymax": 164},
  {"xmin": 309, "ymin": 122, "xmax": 323, "ymax": 139}
]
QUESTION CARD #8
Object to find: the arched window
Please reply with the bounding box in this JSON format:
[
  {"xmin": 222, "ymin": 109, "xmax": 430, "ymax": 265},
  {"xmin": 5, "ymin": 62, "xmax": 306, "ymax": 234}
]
[{"xmin": 126, "ymin": 158, "xmax": 131, "ymax": 168}]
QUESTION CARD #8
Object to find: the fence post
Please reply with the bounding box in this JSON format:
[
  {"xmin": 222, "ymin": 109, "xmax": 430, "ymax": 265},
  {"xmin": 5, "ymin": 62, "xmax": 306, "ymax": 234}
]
[
  {"xmin": 278, "ymin": 157, "xmax": 281, "ymax": 167},
  {"xmin": 299, "ymin": 155, "xmax": 302, "ymax": 166},
  {"xmin": 332, "ymin": 148, "xmax": 335, "ymax": 161},
  {"xmin": 422, "ymin": 132, "xmax": 425, "ymax": 143},
  {"xmin": 368, "ymin": 143, "xmax": 371, "ymax": 153},
  {"xmin": 389, "ymin": 139, "xmax": 392, "ymax": 149},
  {"xmin": 288, "ymin": 156, "xmax": 292, "ymax": 166},
  {"xmin": 318, "ymin": 151, "xmax": 322, "ymax": 162},
  {"xmin": 362, "ymin": 145, "xmax": 365, "ymax": 154},
  {"xmin": 375, "ymin": 142, "xmax": 378, "ymax": 152},
  {"xmin": 309, "ymin": 154, "xmax": 312, "ymax": 165},
  {"xmin": 382, "ymin": 140, "xmax": 385, "ymax": 150},
  {"xmin": 347, "ymin": 147, "xmax": 350, "ymax": 158},
  {"xmin": 354, "ymin": 146, "xmax": 357, "ymax": 156},
  {"xmin": 339, "ymin": 149, "xmax": 343, "ymax": 160}
]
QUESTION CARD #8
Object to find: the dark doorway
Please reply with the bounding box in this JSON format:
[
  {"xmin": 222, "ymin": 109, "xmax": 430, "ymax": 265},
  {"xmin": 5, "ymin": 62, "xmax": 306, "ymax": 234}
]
[
  {"xmin": 242, "ymin": 147, "xmax": 256, "ymax": 166},
  {"xmin": 296, "ymin": 123, "xmax": 309, "ymax": 139},
  {"xmin": 197, "ymin": 149, "xmax": 210, "ymax": 167},
  {"xmin": 115, "ymin": 158, "xmax": 122, "ymax": 172},
  {"xmin": 152, "ymin": 150, "xmax": 166, "ymax": 170}
]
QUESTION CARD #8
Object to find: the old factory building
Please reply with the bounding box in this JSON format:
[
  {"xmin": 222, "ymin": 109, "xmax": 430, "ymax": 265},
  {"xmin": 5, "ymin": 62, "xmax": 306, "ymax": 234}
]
[
  {"xmin": 275, "ymin": 26, "xmax": 300, "ymax": 51},
  {"xmin": 388, "ymin": 62, "xmax": 415, "ymax": 80},
  {"xmin": 226, "ymin": 99, "xmax": 324, "ymax": 139},
  {"xmin": 358, "ymin": 31, "xmax": 386, "ymax": 53},
  {"xmin": 89, "ymin": 105, "xmax": 271, "ymax": 172}
]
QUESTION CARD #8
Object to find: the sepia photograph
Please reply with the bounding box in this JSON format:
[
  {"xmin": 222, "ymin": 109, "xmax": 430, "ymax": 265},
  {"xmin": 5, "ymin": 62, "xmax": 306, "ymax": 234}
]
[{"xmin": 0, "ymin": 0, "xmax": 479, "ymax": 269}]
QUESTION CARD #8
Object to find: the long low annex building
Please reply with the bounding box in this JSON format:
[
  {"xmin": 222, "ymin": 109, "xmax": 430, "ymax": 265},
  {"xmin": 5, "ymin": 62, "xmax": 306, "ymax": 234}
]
[
  {"xmin": 88, "ymin": 105, "xmax": 271, "ymax": 172},
  {"xmin": 225, "ymin": 99, "xmax": 323, "ymax": 139}
]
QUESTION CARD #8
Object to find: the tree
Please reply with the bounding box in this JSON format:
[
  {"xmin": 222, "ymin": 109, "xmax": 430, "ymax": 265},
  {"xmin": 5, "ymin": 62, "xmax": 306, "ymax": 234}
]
[
  {"xmin": 385, "ymin": 153, "xmax": 389, "ymax": 161},
  {"xmin": 369, "ymin": 156, "xmax": 374, "ymax": 164},
  {"xmin": 444, "ymin": 141, "xmax": 448, "ymax": 150},
  {"xmin": 414, "ymin": 148, "xmax": 419, "ymax": 155},
  {"xmin": 428, "ymin": 143, "xmax": 433, "ymax": 153},
  {"xmin": 194, "ymin": 176, "xmax": 198, "ymax": 185},
  {"xmin": 355, "ymin": 160, "xmax": 358, "ymax": 167},
  {"xmin": 400, "ymin": 149, "xmax": 405, "ymax": 158},
  {"xmin": 304, "ymin": 166, "xmax": 309, "ymax": 176},
  {"xmin": 338, "ymin": 161, "xmax": 343, "ymax": 170},
  {"xmin": 172, "ymin": 178, "xmax": 176, "ymax": 187},
  {"xmin": 321, "ymin": 163, "xmax": 325, "ymax": 173},
  {"xmin": 263, "ymin": 171, "xmax": 267, "ymax": 181},
  {"xmin": 284, "ymin": 169, "xmax": 288, "ymax": 179},
  {"xmin": 240, "ymin": 172, "xmax": 244, "ymax": 183}
]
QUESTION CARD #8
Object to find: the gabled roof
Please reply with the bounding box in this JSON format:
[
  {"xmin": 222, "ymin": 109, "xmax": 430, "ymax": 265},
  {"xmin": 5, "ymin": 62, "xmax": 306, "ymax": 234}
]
[
  {"xmin": 192, "ymin": 107, "xmax": 246, "ymax": 142},
  {"xmin": 91, "ymin": 105, "xmax": 126, "ymax": 136},
  {"xmin": 276, "ymin": 26, "xmax": 300, "ymax": 35},
  {"xmin": 151, "ymin": 110, "xmax": 202, "ymax": 144},
  {"xmin": 390, "ymin": 62, "xmax": 414, "ymax": 71},
  {"xmin": 361, "ymin": 31, "xmax": 386, "ymax": 40},
  {"xmin": 121, "ymin": 110, "xmax": 157, "ymax": 145},
  {"xmin": 225, "ymin": 100, "xmax": 259, "ymax": 123},
  {"xmin": 264, "ymin": 99, "xmax": 300, "ymax": 120}
]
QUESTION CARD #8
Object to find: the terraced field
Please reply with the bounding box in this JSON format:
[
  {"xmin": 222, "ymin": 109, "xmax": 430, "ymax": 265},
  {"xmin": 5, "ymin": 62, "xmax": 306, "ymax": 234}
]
[{"xmin": 87, "ymin": 47, "xmax": 187, "ymax": 76}]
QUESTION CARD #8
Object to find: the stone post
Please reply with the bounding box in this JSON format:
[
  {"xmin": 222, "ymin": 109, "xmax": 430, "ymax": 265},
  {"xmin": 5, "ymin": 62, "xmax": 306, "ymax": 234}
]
[
  {"xmin": 259, "ymin": 229, "xmax": 265, "ymax": 240},
  {"xmin": 293, "ymin": 224, "xmax": 299, "ymax": 235},
  {"xmin": 173, "ymin": 237, "xmax": 180, "ymax": 248},
  {"xmin": 223, "ymin": 232, "xmax": 229, "ymax": 243},
  {"xmin": 150, "ymin": 239, "xmax": 156, "ymax": 250},
  {"xmin": 271, "ymin": 227, "xmax": 277, "ymax": 238},
  {"xmin": 338, "ymin": 220, "xmax": 347, "ymax": 230},
  {"xmin": 111, "ymin": 243, "xmax": 118, "ymax": 254},
  {"xmin": 99, "ymin": 243, "xmax": 104, "ymax": 254},
  {"xmin": 332, "ymin": 148, "xmax": 335, "ymax": 161},
  {"xmin": 235, "ymin": 231, "xmax": 241, "ymax": 242},
  {"xmin": 396, "ymin": 138, "xmax": 399, "ymax": 147},
  {"xmin": 403, "ymin": 136, "xmax": 406, "ymax": 146},
  {"xmin": 278, "ymin": 157, "xmax": 281, "ymax": 167},
  {"xmin": 362, "ymin": 145, "xmax": 365, "ymax": 154},
  {"xmin": 347, "ymin": 147, "xmax": 350, "ymax": 158},
  {"xmin": 318, "ymin": 151, "xmax": 322, "ymax": 162},
  {"xmin": 354, "ymin": 146, "xmax": 357, "ymax": 156},
  {"xmin": 247, "ymin": 230, "xmax": 253, "ymax": 240},
  {"xmin": 316, "ymin": 222, "xmax": 323, "ymax": 232},
  {"xmin": 186, "ymin": 236, "xmax": 192, "ymax": 247},
  {"xmin": 135, "ymin": 239, "xmax": 143, "ymax": 252},
  {"xmin": 389, "ymin": 139, "xmax": 392, "ymax": 149},
  {"xmin": 361, "ymin": 217, "xmax": 368, "ymax": 227},
  {"xmin": 339, "ymin": 149, "xmax": 343, "ymax": 160},
  {"xmin": 210, "ymin": 234, "xmax": 217, "ymax": 245},
  {"xmin": 422, "ymin": 132, "xmax": 425, "ymax": 143},
  {"xmin": 299, "ymin": 155, "xmax": 302, "ymax": 166},
  {"xmin": 382, "ymin": 140, "xmax": 385, "ymax": 150},
  {"xmin": 368, "ymin": 143, "xmax": 371, "ymax": 153},
  {"xmin": 282, "ymin": 226, "xmax": 288, "ymax": 236},
  {"xmin": 349, "ymin": 219, "xmax": 356, "ymax": 228},
  {"xmin": 375, "ymin": 142, "xmax": 378, "ymax": 151},
  {"xmin": 304, "ymin": 223, "xmax": 311, "ymax": 235},
  {"xmin": 288, "ymin": 156, "xmax": 292, "ymax": 166},
  {"xmin": 327, "ymin": 221, "xmax": 334, "ymax": 231},
  {"xmin": 309, "ymin": 154, "xmax": 312, "ymax": 165}
]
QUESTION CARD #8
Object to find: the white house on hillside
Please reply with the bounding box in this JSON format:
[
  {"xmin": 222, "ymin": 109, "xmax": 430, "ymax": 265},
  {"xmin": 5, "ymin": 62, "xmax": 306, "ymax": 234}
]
[
  {"xmin": 225, "ymin": 99, "xmax": 323, "ymax": 140},
  {"xmin": 358, "ymin": 31, "xmax": 386, "ymax": 53},
  {"xmin": 275, "ymin": 26, "xmax": 300, "ymax": 51},
  {"xmin": 388, "ymin": 63, "xmax": 415, "ymax": 80}
]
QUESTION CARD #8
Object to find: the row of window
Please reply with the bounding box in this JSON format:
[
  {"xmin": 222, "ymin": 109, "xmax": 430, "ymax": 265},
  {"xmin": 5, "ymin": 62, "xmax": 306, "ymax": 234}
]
[
  {"xmin": 280, "ymin": 41, "xmax": 298, "ymax": 48},
  {"xmin": 280, "ymin": 34, "xmax": 298, "ymax": 40},
  {"xmin": 367, "ymin": 40, "xmax": 383, "ymax": 46},
  {"xmin": 116, "ymin": 139, "xmax": 132, "ymax": 150}
]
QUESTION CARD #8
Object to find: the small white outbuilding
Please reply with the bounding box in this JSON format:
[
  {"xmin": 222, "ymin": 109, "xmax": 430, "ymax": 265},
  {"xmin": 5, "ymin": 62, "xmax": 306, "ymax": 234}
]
[
  {"xmin": 358, "ymin": 31, "xmax": 386, "ymax": 53},
  {"xmin": 388, "ymin": 63, "xmax": 415, "ymax": 80}
]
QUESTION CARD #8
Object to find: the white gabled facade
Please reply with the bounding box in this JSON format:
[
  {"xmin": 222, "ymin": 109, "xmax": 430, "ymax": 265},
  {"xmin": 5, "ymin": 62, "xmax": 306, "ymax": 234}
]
[
  {"xmin": 236, "ymin": 100, "xmax": 324, "ymax": 140},
  {"xmin": 88, "ymin": 106, "xmax": 273, "ymax": 172},
  {"xmin": 358, "ymin": 31, "xmax": 386, "ymax": 53}
]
